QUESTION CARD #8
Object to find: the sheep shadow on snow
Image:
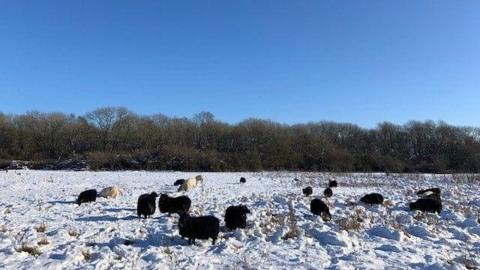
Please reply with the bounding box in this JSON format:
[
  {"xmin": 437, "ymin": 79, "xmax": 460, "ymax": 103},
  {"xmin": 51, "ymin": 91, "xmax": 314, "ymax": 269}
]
[
  {"xmin": 75, "ymin": 215, "xmax": 137, "ymax": 222},
  {"xmin": 91, "ymin": 235, "xmax": 187, "ymax": 250},
  {"xmin": 103, "ymin": 207, "xmax": 136, "ymax": 213},
  {"xmin": 134, "ymin": 232, "xmax": 189, "ymax": 248},
  {"xmin": 47, "ymin": 200, "xmax": 77, "ymax": 205}
]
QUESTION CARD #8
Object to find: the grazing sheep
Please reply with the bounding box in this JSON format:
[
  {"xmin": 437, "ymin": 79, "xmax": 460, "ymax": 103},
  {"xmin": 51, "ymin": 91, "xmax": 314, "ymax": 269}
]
[
  {"xmin": 158, "ymin": 194, "xmax": 191, "ymax": 216},
  {"xmin": 417, "ymin": 188, "xmax": 441, "ymax": 200},
  {"xmin": 420, "ymin": 191, "xmax": 441, "ymax": 201},
  {"xmin": 178, "ymin": 214, "xmax": 220, "ymax": 245},
  {"xmin": 137, "ymin": 192, "xmax": 159, "ymax": 219},
  {"xmin": 240, "ymin": 177, "xmax": 246, "ymax": 184},
  {"xmin": 303, "ymin": 186, "xmax": 313, "ymax": 197},
  {"xmin": 77, "ymin": 189, "xmax": 97, "ymax": 205},
  {"xmin": 310, "ymin": 199, "xmax": 332, "ymax": 221},
  {"xmin": 409, "ymin": 198, "xmax": 442, "ymax": 214},
  {"xmin": 178, "ymin": 175, "xmax": 203, "ymax": 192},
  {"xmin": 99, "ymin": 186, "xmax": 122, "ymax": 199},
  {"xmin": 328, "ymin": 180, "xmax": 338, "ymax": 188},
  {"xmin": 173, "ymin": 179, "xmax": 186, "ymax": 186},
  {"xmin": 417, "ymin": 188, "xmax": 441, "ymax": 197},
  {"xmin": 323, "ymin": 188, "xmax": 333, "ymax": 198},
  {"xmin": 360, "ymin": 193, "xmax": 384, "ymax": 205},
  {"xmin": 224, "ymin": 205, "xmax": 251, "ymax": 230}
]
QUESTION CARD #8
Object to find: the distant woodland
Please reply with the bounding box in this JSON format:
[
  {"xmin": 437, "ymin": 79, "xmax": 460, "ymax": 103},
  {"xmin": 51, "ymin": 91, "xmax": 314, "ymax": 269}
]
[{"xmin": 0, "ymin": 107, "xmax": 479, "ymax": 173}]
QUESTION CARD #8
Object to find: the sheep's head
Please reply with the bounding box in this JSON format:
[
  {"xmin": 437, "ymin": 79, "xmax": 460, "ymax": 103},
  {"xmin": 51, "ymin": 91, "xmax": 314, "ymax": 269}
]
[
  {"xmin": 409, "ymin": 202, "xmax": 417, "ymax": 210},
  {"xmin": 321, "ymin": 211, "xmax": 332, "ymax": 222},
  {"xmin": 159, "ymin": 194, "xmax": 169, "ymax": 201},
  {"xmin": 240, "ymin": 205, "xmax": 251, "ymax": 214},
  {"xmin": 178, "ymin": 214, "xmax": 190, "ymax": 228},
  {"xmin": 150, "ymin": 192, "xmax": 159, "ymax": 198}
]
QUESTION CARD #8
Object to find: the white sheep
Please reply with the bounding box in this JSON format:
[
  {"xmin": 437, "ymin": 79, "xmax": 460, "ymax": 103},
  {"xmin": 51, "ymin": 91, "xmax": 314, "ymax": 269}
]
[
  {"xmin": 178, "ymin": 175, "xmax": 203, "ymax": 192},
  {"xmin": 99, "ymin": 186, "xmax": 123, "ymax": 199}
]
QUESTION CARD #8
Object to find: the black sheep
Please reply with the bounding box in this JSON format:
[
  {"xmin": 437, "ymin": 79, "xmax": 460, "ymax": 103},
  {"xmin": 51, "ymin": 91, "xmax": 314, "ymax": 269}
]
[
  {"xmin": 225, "ymin": 205, "xmax": 251, "ymax": 230},
  {"xmin": 240, "ymin": 177, "xmax": 246, "ymax": 184},
  {"xmin": 137, "ymin": 192, "xmax": 158, "ymax": 219},
  {"xmin": 409, "ymin": 198, "xmax": 442, "ymax": 214},
  {"xmin": 77, "ymin": 189, "xmax": 97, "ymax": 205},
  {"xmin": 173, "ymin": 179, "xmax": 186, "ymax": 186},
  {"xmin": 328, "ymin": 180, "xmax": 338, "ymax": 188},
  {"xmin": 178, "ymin": 214, "xmax": 220, "ymax": 245},
  {"xmin": 158, "ymin": 194, "xmax": 191, "ymax": 216},
  {"xmin": 303, "ymin": 186, "xmax": 313, "ymax": 197},
  {"xmin": 360, "ymin": 193, "xmax": 384, "ymax": 205},
  {"xmin": 323, "ymin": 188, "xmax": 333, "ymax": 198},
  {"xmin": 310, "ymin": 199, "xmax": 332, "ymax": 221}
]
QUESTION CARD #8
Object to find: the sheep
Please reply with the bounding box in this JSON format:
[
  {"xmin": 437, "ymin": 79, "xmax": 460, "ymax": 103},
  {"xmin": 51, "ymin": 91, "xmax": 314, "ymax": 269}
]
[
  {"xmin": 417, "ymin": 188, "xmax": 441, "ymax": 197},
  {"xmin": 173, "ymin": 179, "xmax": 186, "ymax": 186},
  {"xmin": 417, "ymin": 188, "xmax": 441, "ymax": 200},
  {"xmin": 310, "ymin": 199, "xmax": 332, "ymax": 221},
  {"xmin": 224, "ymin": 205, "xmax": 251, "ymax": 230},
  {"xmin": 77, "ymin": 189, "xmax": 97, "ymax": 205},
  {"xmin": 240, "ymin": 177, "xmax": 246, "ymax": 184},
  {"xmin": 99, "ymin": 186, "xmax": 122, "ymax": 199},
  {"xmin": 158, "ymin": 194, "xmax": 191, "ymax": 216},
  {"xmin": 303, "ymin": 186, "xmax": 313, "ymax": 197},
  {"xmin": 409, "ymin": 198, "xmax": 442, "ymax": 214},
  {"xmin": 178, "ymin": 214, "xmax": 220, "ymax": 245},
  {"xmin": 420, "ymin": 191, "xmax": 441, "ymax": 201},
  {"xmin": 323, "ymin": 187, "xmax": 333, "ymax": 198},
  {"xmin": 137, "ymin": 192, "xmax": 158, "ymax": 219},
  {"xmin": 360, "ymin": 193, "xmax": 384, "ymax": 205},
  {"xmin": 328, "ymin": 180, "xmax": 338, "ymax": 188},
  {"xmin": 178, "ymin": 175, "xmax": 203, "ymax": 192}
]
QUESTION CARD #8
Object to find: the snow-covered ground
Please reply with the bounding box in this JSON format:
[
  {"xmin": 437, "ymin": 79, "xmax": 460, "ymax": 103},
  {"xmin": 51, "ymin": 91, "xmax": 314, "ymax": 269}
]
[{"xmin": 0, "ymin": 171, "xmax": 479, "ymax": 269}]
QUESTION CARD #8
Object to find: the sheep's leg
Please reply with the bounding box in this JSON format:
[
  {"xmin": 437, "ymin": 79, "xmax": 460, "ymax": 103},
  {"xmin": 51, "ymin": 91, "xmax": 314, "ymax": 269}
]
[{"xmin": 212, "ymin": 238, "xmax": 216, "ymax": 245}]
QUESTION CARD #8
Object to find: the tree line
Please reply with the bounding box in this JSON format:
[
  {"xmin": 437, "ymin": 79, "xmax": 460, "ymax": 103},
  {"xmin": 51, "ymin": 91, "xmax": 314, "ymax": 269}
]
[{"xmin": 0, "ymin": 107, "xmax": 479, "ymax": 173}]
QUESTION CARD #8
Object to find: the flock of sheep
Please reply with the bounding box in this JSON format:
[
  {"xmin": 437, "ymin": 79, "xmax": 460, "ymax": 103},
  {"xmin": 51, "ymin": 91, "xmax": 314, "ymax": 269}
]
[{"xmin": 74, "ymin": 176, "xmax": 444, "ymax": 246}]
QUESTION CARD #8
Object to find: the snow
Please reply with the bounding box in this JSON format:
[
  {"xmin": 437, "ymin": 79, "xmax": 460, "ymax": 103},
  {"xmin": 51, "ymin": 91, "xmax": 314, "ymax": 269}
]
[{"xmin": 0, "ymin": 170, "xmax": 479, "ymax": 269}]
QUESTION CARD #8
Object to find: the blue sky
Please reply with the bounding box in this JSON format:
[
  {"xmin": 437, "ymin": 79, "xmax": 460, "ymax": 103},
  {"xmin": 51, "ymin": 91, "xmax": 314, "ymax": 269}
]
[{"xmin": 0, "ymin": 1, "xmax": 479, "ymax": 127}]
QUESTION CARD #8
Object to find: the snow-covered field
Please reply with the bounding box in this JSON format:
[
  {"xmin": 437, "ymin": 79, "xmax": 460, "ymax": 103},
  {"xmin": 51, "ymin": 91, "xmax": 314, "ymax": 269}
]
[{"xmin": 0, "ymin": 171, "xmax": 479, "ymax": 269}]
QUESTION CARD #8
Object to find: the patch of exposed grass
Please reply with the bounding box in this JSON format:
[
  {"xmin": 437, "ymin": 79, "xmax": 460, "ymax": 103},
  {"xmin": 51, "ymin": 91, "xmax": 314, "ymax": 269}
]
[
  {"xmin": 37, "ymin": 238, "xmax": 50, "ymax": 246},
  {"xmin": 282, "ymin": 199, "xmax": 300, "ymax": 240},
  {"xmin": 338, "ymin": 208, "xmax": 366, "ymax": 231},
  {"xmin": 82, "ymin": 250, "xmax": 92, "ymax": 261},
  {"xmin": 15, "ymin": 244, "xmax": 42, "ymax": 256},
  {"xmin": 68, "ymin": 229, "xmax": 80, "ymax": 238},
  {"xmin": 34, "ymin": 223, "xmax": 47, "ymax": 233}
]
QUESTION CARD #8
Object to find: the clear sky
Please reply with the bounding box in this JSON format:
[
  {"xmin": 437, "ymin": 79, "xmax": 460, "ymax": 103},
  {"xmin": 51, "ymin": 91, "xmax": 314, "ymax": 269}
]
[{"xmin": 0, "ymin": 1, "xmax": 479, "ymax": 127}]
